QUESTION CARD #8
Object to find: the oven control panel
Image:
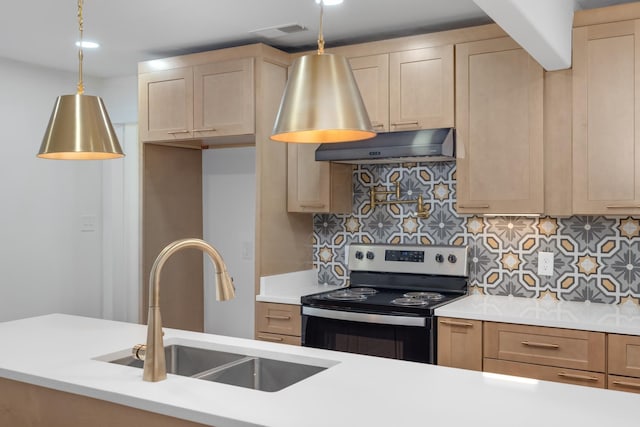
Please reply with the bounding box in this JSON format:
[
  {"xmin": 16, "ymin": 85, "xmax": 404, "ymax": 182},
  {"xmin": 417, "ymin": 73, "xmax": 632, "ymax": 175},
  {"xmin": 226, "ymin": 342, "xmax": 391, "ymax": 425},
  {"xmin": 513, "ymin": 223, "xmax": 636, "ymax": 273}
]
[
  {"xmin": 348, "ymin": 244, "xmax": 468, "ymax": 276},
  {"xmin": 385, "ymin": 250, "xmax": 424, "ymax": 263}
]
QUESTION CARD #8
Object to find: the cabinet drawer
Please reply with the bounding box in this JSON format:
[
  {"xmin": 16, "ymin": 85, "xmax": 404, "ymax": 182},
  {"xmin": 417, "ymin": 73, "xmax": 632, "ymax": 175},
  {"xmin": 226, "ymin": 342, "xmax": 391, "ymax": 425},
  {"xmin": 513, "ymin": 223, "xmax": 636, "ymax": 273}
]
[
  {"xmin": 608, "ymin": 374, "xmax": 640, "ymax": 394},
  {"xmin": 484, "ymin": 322, "xmax": 605, "ymax": 371},
  {"xmin": 484, "ymin": 358, "xmax": 605, "ymax": 389},
  {"xmin": 608, "ymin": 334, "xmax": 640, "ymax": 377},
  {"xmin": 256, "ymin": 332, "xmax": 301, "ymax": 346},
  {"xmin": 256, "ymin": 302, "xmax": 301, "ymax": 337}
]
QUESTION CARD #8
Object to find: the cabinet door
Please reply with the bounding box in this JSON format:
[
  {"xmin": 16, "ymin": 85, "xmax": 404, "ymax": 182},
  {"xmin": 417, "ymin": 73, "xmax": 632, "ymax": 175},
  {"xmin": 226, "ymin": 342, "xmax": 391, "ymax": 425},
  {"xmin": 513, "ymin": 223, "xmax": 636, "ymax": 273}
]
[
  {"xmin": 437, "ymin": 317, "xmax": 482, "ymax": 371},
  {"xmin": 349, "ymin": 54, "xmax": 389, "ymax": 132},
  {"xmin": 608, "ymin": 334, "xmax": 640, "ymax": 378},
  {"xmin": 287, "ymin": 144, "xmax": 352, "ymax": 213},
  {"xmin": 139, "ymin": 68, "xmax": 193, "ymax": 142},
  {"xmin": 193, "ymin": 58, "xmax": 255, "ymax": 138},
  {"xmin": 456, "ymin": 37, "xmax": 544, "ymax": 214},
  {"xmin": 573, "ymin": 20, "xmax": 640, "ymax": 214},
  {"xmin": 389, "ymin": 46, "xmax": 454, "ymax": 131}
]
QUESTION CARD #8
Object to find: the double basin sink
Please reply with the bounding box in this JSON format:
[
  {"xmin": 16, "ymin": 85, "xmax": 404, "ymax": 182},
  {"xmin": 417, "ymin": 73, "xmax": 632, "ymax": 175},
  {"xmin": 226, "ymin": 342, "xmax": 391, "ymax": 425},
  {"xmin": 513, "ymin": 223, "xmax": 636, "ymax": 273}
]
[{"xmin": 106, "ymin": 344, "xmax": 332, "ymax": 392}]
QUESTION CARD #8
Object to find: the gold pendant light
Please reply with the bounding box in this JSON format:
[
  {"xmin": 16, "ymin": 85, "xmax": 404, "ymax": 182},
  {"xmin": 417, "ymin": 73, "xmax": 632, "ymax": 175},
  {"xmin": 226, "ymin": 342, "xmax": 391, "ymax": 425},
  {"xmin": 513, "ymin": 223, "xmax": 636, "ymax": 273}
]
[
  {"xmin": 38, "ymin": 0, "xmax": 123, "ymax": 160},
  {"xmin": 270, "ymin": 0, "xmax": 375, "ymax": 143}
]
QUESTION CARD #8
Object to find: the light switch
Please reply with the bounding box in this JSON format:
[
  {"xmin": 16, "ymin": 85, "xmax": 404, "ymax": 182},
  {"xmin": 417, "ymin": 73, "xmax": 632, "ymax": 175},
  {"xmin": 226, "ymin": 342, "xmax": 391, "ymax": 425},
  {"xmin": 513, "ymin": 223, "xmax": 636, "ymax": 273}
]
[
  {"xmin": 241, "ymin": 241, "xmax": 253, "ymax": 261},
  {"xmin": 80, "ymin": 215, "xmax": 97, "ymax": 232}
]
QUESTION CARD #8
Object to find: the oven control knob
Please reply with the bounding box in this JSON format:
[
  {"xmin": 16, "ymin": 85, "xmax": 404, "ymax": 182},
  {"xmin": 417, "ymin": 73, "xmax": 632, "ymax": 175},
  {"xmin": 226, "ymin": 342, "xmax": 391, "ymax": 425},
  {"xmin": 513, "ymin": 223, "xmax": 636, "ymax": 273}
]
[
  {"xmin": 435, "ymin": 254, "xmax": 444, "ymax": 263},
  {"xmin": 448, "ymin": 254, "xmax": 457, "ymax": 264},
  {"xmin": 366, "ymin": 251, "xmax": 375, "ymax": 260},
  {"xmin": 355, "ymin": 251, "xmax": 364, "ymax": 260}
]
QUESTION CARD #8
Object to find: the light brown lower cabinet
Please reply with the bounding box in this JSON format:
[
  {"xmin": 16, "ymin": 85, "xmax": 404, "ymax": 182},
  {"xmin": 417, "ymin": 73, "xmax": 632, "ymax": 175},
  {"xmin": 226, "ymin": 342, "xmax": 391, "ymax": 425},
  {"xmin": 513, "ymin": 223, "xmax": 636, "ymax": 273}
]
[
  {"xmin": 607, "ymin": 333, "xmax": 640, "ymax": 393},
  {"xmin": 483, "ymin": 322, "xmax": 606, "ymax": 372},
  {"xmin": 255, "ymin": 331, "xmax": 301, "ymax": 346},
  {"xmin": 608, "ymin": 374, "xmax": 640, "ymax": 394},
  {"xmin": 0, "ymin": 377, "xmax": 209, "ymax": 427},
  {"xmin": 437, "ymin": 317, "xmax": 640, "ymax": 393},
  {"xmin": 255, "ymin": 302, "xmax": 302, "ymax": 345},
  {"xmin": 437, "ymin": 317, "xmax": 483, "ymax": 371},
  {"xmin": 484, "ymin": 358, "xmax": 605, "ymax": 389}
]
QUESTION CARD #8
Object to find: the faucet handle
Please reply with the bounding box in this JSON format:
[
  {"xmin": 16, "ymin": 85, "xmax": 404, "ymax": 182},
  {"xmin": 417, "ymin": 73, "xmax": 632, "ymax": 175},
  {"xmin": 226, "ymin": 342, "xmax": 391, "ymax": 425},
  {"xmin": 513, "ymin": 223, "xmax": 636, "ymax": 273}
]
[{"xmin": 132, "ymin": 344, "xmax": 146, "ymax": 361}]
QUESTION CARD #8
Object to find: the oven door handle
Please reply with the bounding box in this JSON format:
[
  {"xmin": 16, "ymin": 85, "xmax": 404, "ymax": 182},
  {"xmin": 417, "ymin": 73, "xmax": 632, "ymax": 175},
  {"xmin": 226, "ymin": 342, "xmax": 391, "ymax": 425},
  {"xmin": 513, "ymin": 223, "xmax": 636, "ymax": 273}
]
[{"xmin": 302, "ymin": 306, "xmax": 426, "ymax": 327}]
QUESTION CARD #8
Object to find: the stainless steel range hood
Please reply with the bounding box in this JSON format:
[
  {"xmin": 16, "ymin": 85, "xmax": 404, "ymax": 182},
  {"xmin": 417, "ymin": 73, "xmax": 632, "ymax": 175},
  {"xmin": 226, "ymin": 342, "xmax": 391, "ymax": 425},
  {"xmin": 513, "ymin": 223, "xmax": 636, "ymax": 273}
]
[{"xmin": 315, "ymin": 128, "xmax": 455, "ymax": 164}]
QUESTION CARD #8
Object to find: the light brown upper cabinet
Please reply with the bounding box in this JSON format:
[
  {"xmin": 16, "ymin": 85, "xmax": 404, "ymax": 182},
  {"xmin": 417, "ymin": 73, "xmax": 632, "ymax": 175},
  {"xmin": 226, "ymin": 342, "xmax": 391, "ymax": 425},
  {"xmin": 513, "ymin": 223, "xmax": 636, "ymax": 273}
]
[
  {"xmin": 287, "ymin": 143, "xmax": 352, "ymax": 214},
  {"xmin": 573, "ymin": 20, "xmax": 640, "ymax": 215},
  {"xmin": 455, "ymin": 37, "xmax": 544, "ymax": 214},
  {"xmin": 348, "ymin": 46, "xmax": 454, "ymax": 134},
  {"xmin": 349, "ymin": 54, "xmax": 390, "ymax": 132},
  {"xmin": 139, "ymin": 57, "xmax": 255, "ymax": 143},
  {"xmin": 139, "ymin": 68, "xmax": 193, "ymax": 142},
  {"xmin": 389, "ymin": 46, "xmax": 454, "ymax": 131}
]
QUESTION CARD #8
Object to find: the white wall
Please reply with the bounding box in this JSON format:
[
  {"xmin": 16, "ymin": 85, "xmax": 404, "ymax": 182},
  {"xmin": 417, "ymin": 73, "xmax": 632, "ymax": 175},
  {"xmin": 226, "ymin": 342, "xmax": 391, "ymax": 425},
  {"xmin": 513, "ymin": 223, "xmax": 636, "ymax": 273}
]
[
  {"xmin": 100, "ymin": 75, "xmax": 138, "ymax": 124},
  {"xmin": 99, "ymin": 74, "xmax": 140, "ymax": 323},
  {"xmin": 202, "ymin": 147, "xmax": 256, "ymax": 339},
  {"xmin": 0, "ymin": 57, "xmax": 106, "ymax": 321}
]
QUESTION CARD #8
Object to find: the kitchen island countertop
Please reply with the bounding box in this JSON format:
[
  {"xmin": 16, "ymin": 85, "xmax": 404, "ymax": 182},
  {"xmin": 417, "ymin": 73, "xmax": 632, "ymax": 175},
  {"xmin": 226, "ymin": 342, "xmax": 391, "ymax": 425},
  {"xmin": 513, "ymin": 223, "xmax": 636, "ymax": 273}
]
[
  {"xmin": 434, "ymin": 293, "xmax": 640, "ymax": 335},
  {"xmin": 1, "ymin": 313, "xmax": 639, "ymax": 427}
]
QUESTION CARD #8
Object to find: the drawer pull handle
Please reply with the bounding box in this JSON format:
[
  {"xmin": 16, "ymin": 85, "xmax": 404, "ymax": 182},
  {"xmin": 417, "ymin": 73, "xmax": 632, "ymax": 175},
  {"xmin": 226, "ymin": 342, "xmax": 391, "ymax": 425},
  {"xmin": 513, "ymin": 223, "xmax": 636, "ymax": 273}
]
[
  {"xmin": 167, "ymin": 130, "xmax": 190, "ymax": 134},
  {"xmin": 371, "ymin": 122, "xmax": 385, "ymax": 129},
  {"xmin": 612, "ymin": 380, "xmax": 640, "ymax": 389},
  {"xmin": 193, "ymin": 128, "xmax": 217, "ymax": 132},
  {"xmin": 521, "ymin": 341, "xmax": 559, "ymax": 349},
  {"xmin": 439, "ymin": 320, "xmax": 474, "ymax": 327},
  {"xmin": 458, "ymin": 204, "xmax": 490, "ymax": 209},
  {"xmin": 258, "ymin": 335, "xmax": 284, "ymax": 342},
  {"xmin": 265, "ymin": 315, "xmax": 291, "ymax": 320},
  {"xmin": 300, "ymin": 203, "xmax": 327, "ymax": 209},
  {"xmin": 391, "ymin": 121, "xmax": 419, "ymax": 127},
  {"xmin": 606, "ymin": 205, "xmax": 640, "ymax": 209},
  {"xmin": 557, "ymin": 372, "xmax": 599, "ymax": 382}
]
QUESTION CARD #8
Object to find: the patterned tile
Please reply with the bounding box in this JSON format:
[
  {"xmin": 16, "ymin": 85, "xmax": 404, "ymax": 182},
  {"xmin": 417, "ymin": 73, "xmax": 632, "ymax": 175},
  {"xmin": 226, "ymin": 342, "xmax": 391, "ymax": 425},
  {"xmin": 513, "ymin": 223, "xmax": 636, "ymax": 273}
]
[
  {"xmin": 312, "ymin": 162, "xmax": 640, "ymax": 304},
  {"xmin": 563, "ymin": 216, "xmax": 616, "ymax": 252}
]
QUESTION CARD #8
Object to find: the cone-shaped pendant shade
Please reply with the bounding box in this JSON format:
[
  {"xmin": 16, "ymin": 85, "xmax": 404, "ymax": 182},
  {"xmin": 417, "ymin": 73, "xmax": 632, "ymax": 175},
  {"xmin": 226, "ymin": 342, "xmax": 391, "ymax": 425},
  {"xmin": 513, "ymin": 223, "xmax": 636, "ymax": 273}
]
[
  {"xmin": 38, "ymin": 94, "xmax": 124, "ymax": 160},
  {"xmin": 270, "ymin": 53, "xmax": 375, "ymax": 143}
]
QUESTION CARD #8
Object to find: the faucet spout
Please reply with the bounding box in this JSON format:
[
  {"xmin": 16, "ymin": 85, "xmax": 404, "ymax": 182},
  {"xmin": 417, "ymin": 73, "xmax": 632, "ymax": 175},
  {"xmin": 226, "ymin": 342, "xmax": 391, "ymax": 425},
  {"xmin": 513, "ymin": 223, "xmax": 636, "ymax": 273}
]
[{"xmin": 142, "ymin": 238, "xmax": 235, "ymax": 382}]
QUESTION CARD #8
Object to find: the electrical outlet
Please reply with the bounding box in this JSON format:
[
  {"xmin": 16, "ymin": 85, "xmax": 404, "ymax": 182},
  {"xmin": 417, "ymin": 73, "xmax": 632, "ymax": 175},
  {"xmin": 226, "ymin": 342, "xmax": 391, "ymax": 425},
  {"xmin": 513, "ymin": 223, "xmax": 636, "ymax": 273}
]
[{"xmin": 538, "ymin": 252, "xmax": 554, "ymax": 276}]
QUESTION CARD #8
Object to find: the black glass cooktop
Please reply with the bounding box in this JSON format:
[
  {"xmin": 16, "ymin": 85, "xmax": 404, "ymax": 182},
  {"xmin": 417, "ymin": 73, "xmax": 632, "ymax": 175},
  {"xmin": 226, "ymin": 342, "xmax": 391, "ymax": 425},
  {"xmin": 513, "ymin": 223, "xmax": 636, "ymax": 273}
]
[{"xmin": 301, "ymin": 286, "xmax": 465, "ymax": 316}]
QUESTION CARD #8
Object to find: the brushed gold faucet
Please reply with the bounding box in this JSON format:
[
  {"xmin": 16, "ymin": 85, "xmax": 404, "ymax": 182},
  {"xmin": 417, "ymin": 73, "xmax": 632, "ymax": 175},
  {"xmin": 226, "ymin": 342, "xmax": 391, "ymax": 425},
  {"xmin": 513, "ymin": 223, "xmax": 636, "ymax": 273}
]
[{"xmin": 134, "ymin": 238, "xmax": 235, "ymax": 382}]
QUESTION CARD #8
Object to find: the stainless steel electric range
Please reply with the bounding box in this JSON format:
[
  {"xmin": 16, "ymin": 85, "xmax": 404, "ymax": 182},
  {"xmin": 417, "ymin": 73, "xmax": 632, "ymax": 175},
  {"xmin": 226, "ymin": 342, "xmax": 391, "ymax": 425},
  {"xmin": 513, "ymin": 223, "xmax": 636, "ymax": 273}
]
[{"xmin": 301, "ymin": 243, "xmax": 469, "ymax": 364}]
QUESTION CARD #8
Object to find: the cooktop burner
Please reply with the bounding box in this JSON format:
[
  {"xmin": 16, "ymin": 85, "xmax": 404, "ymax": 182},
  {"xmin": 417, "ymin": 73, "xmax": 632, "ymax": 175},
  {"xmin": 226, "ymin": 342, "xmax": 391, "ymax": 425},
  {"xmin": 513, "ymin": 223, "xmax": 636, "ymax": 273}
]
[
  {"xmin": 349, "ymin": 287, "xmax": 378, "ymax": 295},
  {"xmin": 403, "ymin": 291, "xmax": 444, "ymax": 301},
  {"xmin": 325, "ymin": 290, "xmax": 367, "ymax": 301},
  {"xmin": 391, "ymin": 297, "xmax": 431, "ymax": 306}
]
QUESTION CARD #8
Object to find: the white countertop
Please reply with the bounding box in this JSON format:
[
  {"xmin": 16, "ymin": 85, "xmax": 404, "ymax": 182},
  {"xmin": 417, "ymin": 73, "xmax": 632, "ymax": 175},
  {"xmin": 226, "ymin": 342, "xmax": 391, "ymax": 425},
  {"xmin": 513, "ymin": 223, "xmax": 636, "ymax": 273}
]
[
  {"xmin": 1, "ymin": 313, "xmax": 639, "ymax": 427},
  {"xmin": 435, "ymin": 294, "xmax": 640, "ymax": 335},
  {"xmin": 256, "ymin": 269, "xmax": 342, "ymax": 305}
]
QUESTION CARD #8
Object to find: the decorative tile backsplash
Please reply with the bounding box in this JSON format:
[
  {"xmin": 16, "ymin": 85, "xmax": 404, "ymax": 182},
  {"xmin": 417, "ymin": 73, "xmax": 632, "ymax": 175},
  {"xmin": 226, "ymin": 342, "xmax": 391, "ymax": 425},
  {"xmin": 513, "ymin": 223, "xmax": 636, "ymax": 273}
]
[{"xmin": 312, "ymin": 162, "xmax": 640, "ymax": 304}]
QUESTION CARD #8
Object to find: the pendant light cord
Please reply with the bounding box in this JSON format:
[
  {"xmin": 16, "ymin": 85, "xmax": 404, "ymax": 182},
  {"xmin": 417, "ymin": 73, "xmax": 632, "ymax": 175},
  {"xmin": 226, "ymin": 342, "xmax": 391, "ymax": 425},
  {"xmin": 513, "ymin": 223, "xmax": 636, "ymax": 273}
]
[
  {"xmin": 317, "ymin": 2, "xmax": 325, "ymax": 55},
  {"xmin": 77, "ymin": 0, "xmax": 84, "ymax": 94}
]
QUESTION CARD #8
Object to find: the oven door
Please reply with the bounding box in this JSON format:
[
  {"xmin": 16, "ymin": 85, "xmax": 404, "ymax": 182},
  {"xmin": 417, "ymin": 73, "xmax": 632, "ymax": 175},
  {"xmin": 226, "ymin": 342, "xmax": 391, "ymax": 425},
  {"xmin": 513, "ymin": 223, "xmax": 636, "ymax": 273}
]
[{"xmin": 301, "ymin": 306, "xmax": 434, "ymax": 363}]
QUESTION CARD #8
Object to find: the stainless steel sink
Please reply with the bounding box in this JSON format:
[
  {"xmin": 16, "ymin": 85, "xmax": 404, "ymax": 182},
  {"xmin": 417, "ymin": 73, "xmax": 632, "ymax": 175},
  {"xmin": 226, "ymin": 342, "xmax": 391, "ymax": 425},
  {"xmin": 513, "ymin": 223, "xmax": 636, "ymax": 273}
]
[
  {"xmin": 105, "ymin": 344, "xmax": 330, "ymax": 391},
  {"xmin": 109, "ymin": 344, "xmax": 246, "ymax": 376},
  {"xmin": 196, "ymin": 356, "xmax": 327, "ymax": 392}
]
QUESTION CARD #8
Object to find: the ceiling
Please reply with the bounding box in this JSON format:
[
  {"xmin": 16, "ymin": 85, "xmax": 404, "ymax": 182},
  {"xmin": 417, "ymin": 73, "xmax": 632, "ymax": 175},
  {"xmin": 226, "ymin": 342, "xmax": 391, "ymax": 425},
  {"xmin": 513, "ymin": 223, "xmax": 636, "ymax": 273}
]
[{"xmin": 0, "ymin": 0, "xmax": 635, "ymax": 78}]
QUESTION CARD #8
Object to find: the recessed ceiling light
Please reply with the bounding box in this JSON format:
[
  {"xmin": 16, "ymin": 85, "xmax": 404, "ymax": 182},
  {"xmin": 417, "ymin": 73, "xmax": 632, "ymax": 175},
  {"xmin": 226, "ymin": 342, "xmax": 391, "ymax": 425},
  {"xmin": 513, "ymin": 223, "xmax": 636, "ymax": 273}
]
[
  {"xmin": 75, "ymin": 41, "xmax": 100, "ymax": 49},
  {"xmin": 315, "ymin": 0, "xmax": 344, "ymax": 5}
]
